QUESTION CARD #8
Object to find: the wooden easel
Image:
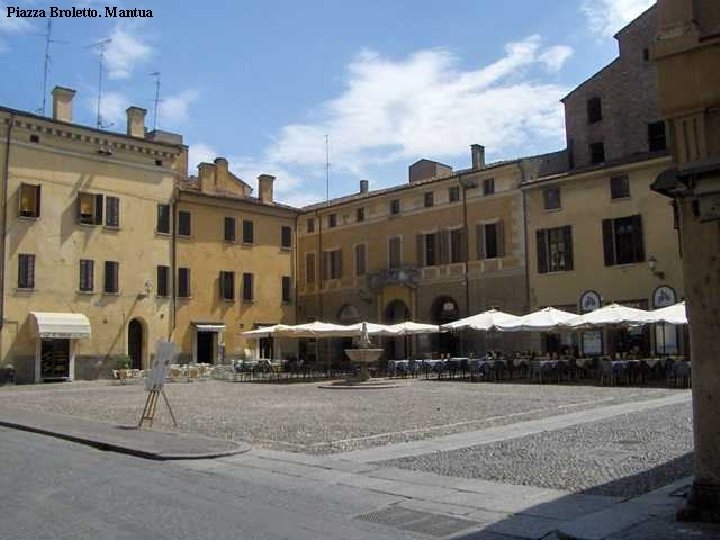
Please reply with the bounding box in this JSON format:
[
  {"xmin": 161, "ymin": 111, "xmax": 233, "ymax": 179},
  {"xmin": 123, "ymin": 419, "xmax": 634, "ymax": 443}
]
[{"xmin": 138, "ymin": 388, "xmax": 178, "ymax": 428}]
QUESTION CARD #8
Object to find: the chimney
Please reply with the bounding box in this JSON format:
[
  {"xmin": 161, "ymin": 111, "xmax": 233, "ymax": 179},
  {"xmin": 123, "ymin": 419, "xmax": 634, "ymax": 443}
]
[
  {"xmin": 471, "ymin": 144, "xmax": 486, "ymax": 169},
  {"xmin": 214, "ymin": 157, "xmax": 228, "ymax": 186},
  {"xmin": 360, "ymin": 179, "xmax": 369, "ymax": 194},
  {"xmin": 258, "ymin": 174, "xmax": 275, "ymax": 204},
  {"xmin": 51, "ymin": 86, "xmax": 75, "ymax": 123},
  {"xmin": 126, "ymin": 106, "xmax": 147, "ymax": 138},
  {"xmin": 197, "ymin": 162, "xmax": 215, "ymax": 193}
]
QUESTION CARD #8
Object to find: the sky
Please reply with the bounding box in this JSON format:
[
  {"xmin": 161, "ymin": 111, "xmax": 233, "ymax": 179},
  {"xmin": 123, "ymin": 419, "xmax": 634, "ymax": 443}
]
[{"xmin": 0, "ymin": 0, "xmax": 655, "ymax": 206}]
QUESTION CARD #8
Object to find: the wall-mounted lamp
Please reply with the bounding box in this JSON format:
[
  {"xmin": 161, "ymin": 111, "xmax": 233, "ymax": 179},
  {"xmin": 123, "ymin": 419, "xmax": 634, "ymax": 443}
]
[{"xmin": 648, "ymin": 255, "xmax": 665, "ymax": 280}]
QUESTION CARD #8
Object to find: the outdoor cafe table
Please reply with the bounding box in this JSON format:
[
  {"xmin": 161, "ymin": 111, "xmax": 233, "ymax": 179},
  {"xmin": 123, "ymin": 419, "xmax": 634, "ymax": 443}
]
[{"xmin": 421, "ymin": 359, "xmax": 446, "ymax": 378}]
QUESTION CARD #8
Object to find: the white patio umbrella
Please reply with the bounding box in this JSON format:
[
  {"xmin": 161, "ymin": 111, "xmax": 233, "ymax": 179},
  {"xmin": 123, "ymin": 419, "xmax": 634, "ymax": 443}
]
[
  {"xmin": 563, "ymin": 303, "xmax": 658, "ymax": 329},
  {"xmin": 651, "ymin": 301, "xmax": 687, "ymax": 325},
  {"xmin": 275, "ymin": 321, "xmax": 359, "ymax": 337},
  {"xmin": 344, "ymin": 322, "xmax": 395, "ymax": 336},
  {"xmin": 441, "ymin": 309, "xmax": 521, "ymax": 331},
  {"xmin": 496, "ymin": 307, "xmax": 577, "ymax": 332},
  {"xmin": 382, "ymin": 322, "xmax": 443, "ymax": 335},
  {"xmin": 241, "ymin": 324, "xmax": 292, "ymax": 337}
]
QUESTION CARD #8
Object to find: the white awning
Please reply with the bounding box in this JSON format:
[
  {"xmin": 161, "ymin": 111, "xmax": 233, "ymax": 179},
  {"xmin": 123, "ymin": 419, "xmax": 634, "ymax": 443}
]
[
  {"xmin": 31, "ymin": 312, "xmax": 91, "ymax": 339},
  {"xmin": 193, "ymin": 323, "xmax": 226, "ymax": 332}
]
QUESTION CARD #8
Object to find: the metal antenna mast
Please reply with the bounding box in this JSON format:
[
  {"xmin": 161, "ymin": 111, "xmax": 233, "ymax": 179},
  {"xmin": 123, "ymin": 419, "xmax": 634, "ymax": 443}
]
[
  {"xmin": 86, "ymin": 38, "xmax": 112, "ymax": 128},
  {"xmin": 37, "ymin": 20, "xmax": 68, "ymax": 116},
  {"xmin": 325, "ymin": 135, "xmax": 330, "ymax": 204},
  {"xmin": 150, "ymin": 71, "xmax": 161, "ymax": 131}
]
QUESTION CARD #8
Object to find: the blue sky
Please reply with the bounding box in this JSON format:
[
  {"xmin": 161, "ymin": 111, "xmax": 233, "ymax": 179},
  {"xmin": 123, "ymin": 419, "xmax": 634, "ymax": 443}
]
[{"xmin": 0, "ymin": 0, "xmax": 654, "ymax": 206}]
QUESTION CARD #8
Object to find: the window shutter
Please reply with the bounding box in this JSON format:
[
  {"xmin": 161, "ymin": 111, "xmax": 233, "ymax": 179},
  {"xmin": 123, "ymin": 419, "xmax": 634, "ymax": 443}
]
[
  {"xmin": 76, "ymin": 196, "xmax": 83, "ymax": 222},
  {"xmin": 416, "ymin": 234, "xmax": 424, "ymax": 267},
  {"xmin": 35, "ymin": 185, "xmax": 41, "ymax": 217},
  {"xmin": 564, "ymin": 226, "xmax": 574, "ymax": 271},
  {"xmin": 632, "ymin": 215, "xmax": 645, "ymax": 262},
  {"xmin": 459, "ymin": 228, "xmax": 467, "ymax": 262},
  {"xmin": 321, "ymin": 252, "xmax": 328, "ymax": 281},
  {"xmin": 335, "ymin": 250, "xmax": 343, "ymax": 278},
  {"xmin": 218, "ymin": 271, "xmax": 225, "ymax": 299},
  {"xmin": 496, "ymin": 221, "xmax": 505, "ymax": 258},
  {"xmin": 439, "ymin": 231, "xmax": 450, "ymax": 265},
  {"xmin": 29, "ymin": 255, "xmax": 35, "ymax": 288},
  {"xmin": 94, "ymin": 194, "xmax": 103, "ymax": 225},
  {"xmin": 602, "ymin": 219, "xmax": 615, "ymax": 266},
  {"xmin": 536, "ymin": 230, "xmax": 548, "ymax": 273},
  {"xmin": 476, "ymin": 224, "xmax": 485, "ymax": 260}
]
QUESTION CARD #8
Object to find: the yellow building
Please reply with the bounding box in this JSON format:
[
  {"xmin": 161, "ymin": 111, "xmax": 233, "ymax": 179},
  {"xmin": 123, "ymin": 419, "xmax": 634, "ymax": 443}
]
[
  {"xmin": 297, "ymin": 146, "xmax": 567, "ymax": 360},
  {"xmin": 0, "ymin": 87, "xmax": 186, "ymax": 382},
  {"xmin": 173, "ymin": 159, "xmax": 298, "ymax": 364}
]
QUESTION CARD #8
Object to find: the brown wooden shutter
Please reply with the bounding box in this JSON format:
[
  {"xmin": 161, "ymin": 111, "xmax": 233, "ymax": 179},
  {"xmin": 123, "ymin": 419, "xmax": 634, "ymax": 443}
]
[
  {"xmin": 94, "ymin": 194, "xmax": 103, "ymax": 225},
  {"xmin": 536, "ymin": 230, "xmax": 548, "ymax": 273},
  {"xmin": 496, "ymin": 220, "xmax": 505, "ymax": 258},
  {"xmin": 218, "ymin": 271, "xmax": 225, "ymax": 299},
  {"xmin": 35, "ymin": 185, "xmax": 41, "ymax": 217},
  {"xmin": 563, "ymin": 226, "xmax": 574, "ymax": 271},
  {"xmin": 459, "ymin": 228, "xmax": 467, "ymax": 262},
  {"xmin": 335, "ymin": 250, "xmax": 343, "ymax": 278},
  {"xmin": 476, "ymin": 224, "xmax": 485, "ymax": 260},
  {"xmin": 439, "ymin": 231, "xmax": 450, "ymax": 264},
  {"xmin": 602, "ymin": 219, "xmax": 615, "ymax": 266},
  {"xmin": 416, "ymin": 234, "xmax": 424, "ymax": 267},
  {"xmin": 632, "ymin": 215, "xmax": 645, "ymax": 262}
]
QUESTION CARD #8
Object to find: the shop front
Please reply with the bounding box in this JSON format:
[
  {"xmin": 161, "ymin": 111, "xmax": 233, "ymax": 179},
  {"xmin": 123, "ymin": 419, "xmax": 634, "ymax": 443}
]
[
  {"xmin": 30, "ymin": 312, "xmax": 91, "ymax": 383},
  {"xmin": 191, "ymin": 322, "xmax": 225, "ymax": 364}
]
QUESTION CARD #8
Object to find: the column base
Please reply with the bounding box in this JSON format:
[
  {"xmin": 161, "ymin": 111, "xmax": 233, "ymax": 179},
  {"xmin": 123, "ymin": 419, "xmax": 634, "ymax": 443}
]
[{"xmin": 677, "ymin": 482, "xmax": 720, "ymax": 523}]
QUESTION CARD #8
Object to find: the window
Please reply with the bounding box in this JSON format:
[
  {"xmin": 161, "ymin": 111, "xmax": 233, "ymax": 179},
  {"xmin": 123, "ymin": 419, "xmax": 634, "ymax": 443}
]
[
  {"xmin": 306, "ymin": 253, "xmax": 316, "ymax": 284},
  {"xmin": 104, "ymin": 261, "xmax": 119, "ymax": 294},
  {"xmin": 242, "ymin": 272, "xmax": 254, "ymax": 301},
  {"xmin": 536, "ymin": 226, "xmax": 574, "ymax": 273},
  {"xmin": 450, "ymin": 229, "xmax": 466, "ymax": 263},
  {"xmin": 105, "ymin": 196, "xmax": 119, "ymax": 228},
  {"xmin": 77, "ymin": 192, "xmax": 103, "ymax": 225},
  {"xmin": 448, "ymin": 186, "xmax": 460, "ymax": 203},
  {"xmin": 281, "ymin": 225, "xmax": 292, "ymax": 248},
  {"xmin": 424, "ymin": 192, "xmax": 434, "ymax": 208},
  {"xmin": 224, "ymin": 217, "xmax": 236, "ymax": 242},
  {"xmin": 178, "ymin": 210, "xmax": 191, "ymax": 237},
  {"xmin": 242, "ymin": 220, "xmax": 254, "ymax": 244},
  {"xmin": 610, "ymin": 175, "xmax": 630, "ymax": 199},
  {"xmin": 543, "ymin": 186, "xmax": 561, "ymax": 210},
  {"xmin": 178, "ymin": 268, "xmax": 191, "ymax": 298},
  {"xmin": 79, "ymin": 259, "xmax": 94, "ymax": 292},
  {"xmin": 328, "ymin": 214, "xmax": 337, "ymax": 228},
  {"xmin": 388, "ymin": 237, "xmax": 401, "ymax": 269},
  {"xmin": 390, "ymin": 199, "xmax": 400, "ymax": 215},
  {"xmin": 156, "ymin": 265, "xmax": 169, "ymax": 297},
  {"xmin": 587, "ymin": 97, "xmax": 602, "ymax": 124},
  {"xmin": 483, "ymin": 178, "xmax": 495, "ymax": 196},
  {"xmin": 476, "ymin": 222, "xmax": 505, "ymax": 260},
  {"xmin": 355, "ymin": 244, "xmax": 367, "ymax": 276},
  {"xmin": 589, "ymin": 142, "xmax": 605, "ymax": 164},
  {"xmin": 648, "ymin": 121, "xmax": 667, "ymax": 152},
  {"xmin": 219, "ymin": 271, "xmax": 235, "ymax": 301},
  {"xmin": 322, "ymin": 249, "xmax": 342, "ymax": 280},
  {"xmin": 156, "ymin": 204, "xmax": 171, "ymax": 234},
  {"xmin": 282, "ymin": 276, "xmax": 291, "ymax": 303},
  {"xmin": 29, "ymin": 134, "xmax": 39, "ymax": 144},
  {"xmin": 356, "ymin": 207, "xmax": 365, "ymax": 222},
  {"xmin": 18, "ymin": 254, "xmax": 35, "ymax": 289},
  {"xmin": 19, "ymin": 184, "xmax": 41, "ymax": 218},
  {"xmin": 424, "ymin": 234, "xmax": 437, "ymax": 266},
  {"xmin": 603, "ymin": 215, "xmax": 645, "ymax": 265},
  {"xmin": 307, "ymin": 218, "xmax": 315, "ymax": 233}
]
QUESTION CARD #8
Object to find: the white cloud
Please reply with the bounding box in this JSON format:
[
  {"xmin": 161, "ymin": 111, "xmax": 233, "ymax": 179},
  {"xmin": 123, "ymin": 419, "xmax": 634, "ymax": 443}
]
[
  {"xmin": 104, "ymin": 26, "xmax": 153, "ymax": 79},
  {"xmin": 158, "ymin": 89, "xmax": 199, "ymax": 126},
  {"xmin": 187, "ymin": 143, "xmax": 217, "ymax": 172},
  {"xmin": 539, "ymin": 45, "xmax": 574, "ymax": 72},
  {"xmin": 0, "ymin": 2, "xmax": 34, "ymax": 52},
  {"xmin": 581, "ymin": 0, "xmax": 655, "ymax": 38},
  {"xmin": 86, "ymin": 91, "xmax": 129, "ymax": 128},
  {"xmin": 267, "ymin": 36, "xmax": 570, "ymax": 177}
]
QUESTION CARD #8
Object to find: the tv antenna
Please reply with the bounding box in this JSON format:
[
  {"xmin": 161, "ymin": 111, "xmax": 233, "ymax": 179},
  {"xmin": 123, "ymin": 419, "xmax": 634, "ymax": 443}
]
[
  {"xmin": 325, "ymin": 135, "xmax": 330, "ymax": 205},
  {"xmin": 85, "ymin": 37, "xmax": 112, "ymax": 128},
  {"xmin": 36, "ymin": 19, "xmax": 69, "ymax": 116},
  {"xmin": 150, "ymin": 71, "xmax": 161, "ymax": 131}
]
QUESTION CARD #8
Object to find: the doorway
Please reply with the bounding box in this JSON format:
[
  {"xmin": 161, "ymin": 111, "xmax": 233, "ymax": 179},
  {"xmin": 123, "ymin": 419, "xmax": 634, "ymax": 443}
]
[
  {"xmin": 128, "ymin": 318, "xmax": 144, "ymax": 370},
  {"xmin": 197, "ymin": 331, "xmax": 216, "ymax": 363},
  {"xmin": 40, "ymin": 339, "xmax": 70, "ymax": 380}
]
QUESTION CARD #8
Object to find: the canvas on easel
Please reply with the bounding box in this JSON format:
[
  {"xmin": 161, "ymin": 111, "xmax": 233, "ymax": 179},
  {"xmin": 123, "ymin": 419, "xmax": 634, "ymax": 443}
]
[{"xmin": 139, "ymin": 341, "xmax": 178, "ymax": 428}]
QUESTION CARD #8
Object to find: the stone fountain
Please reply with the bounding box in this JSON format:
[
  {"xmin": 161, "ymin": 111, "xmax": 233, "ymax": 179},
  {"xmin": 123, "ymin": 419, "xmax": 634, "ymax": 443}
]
[{"xmin": 319, "ymin": 322, "xmax": 401, "ymax": 389}]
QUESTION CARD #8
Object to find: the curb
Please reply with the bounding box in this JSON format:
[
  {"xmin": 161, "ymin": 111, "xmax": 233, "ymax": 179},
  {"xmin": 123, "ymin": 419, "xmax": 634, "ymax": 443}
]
[{"xmin": 0, "ymin": 419, "xmax": 251, "ymax": 461}]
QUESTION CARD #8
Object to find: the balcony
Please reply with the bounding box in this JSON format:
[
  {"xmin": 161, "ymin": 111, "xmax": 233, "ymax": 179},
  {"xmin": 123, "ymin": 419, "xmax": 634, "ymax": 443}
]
[{"xmin": 367, "ymin": 267, "xmax": 419, "ymax": 290}]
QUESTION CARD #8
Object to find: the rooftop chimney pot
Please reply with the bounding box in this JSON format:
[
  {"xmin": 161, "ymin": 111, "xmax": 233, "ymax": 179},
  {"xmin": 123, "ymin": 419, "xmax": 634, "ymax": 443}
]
[
  {"xmin": 258, "ymin": 174, "xmax": 275, "ymax": 205},
  {"xmin": 471, "ymin": 144, "xmax": 486, "ymax": 169},
  {"xmin": 360, "ymin": 179, "xmax": 369, "ymax": 194},
  {"xmin": 126, "ymin": 106, "xmax": 147, "ymax": 138},
  {"xmin": 51, "ymin": 86, "xmax": 76, "ymax": 123}
]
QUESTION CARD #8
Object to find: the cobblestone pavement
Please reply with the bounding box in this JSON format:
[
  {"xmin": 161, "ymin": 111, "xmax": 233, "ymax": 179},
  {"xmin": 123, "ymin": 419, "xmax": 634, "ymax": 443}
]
[
  {"xmin": 378, "ymin": 401, "xmax": 693, "ymax": 498},
  {"xmin": 0, "ymin": 379, "xmax": 685, "ymax": 454}
]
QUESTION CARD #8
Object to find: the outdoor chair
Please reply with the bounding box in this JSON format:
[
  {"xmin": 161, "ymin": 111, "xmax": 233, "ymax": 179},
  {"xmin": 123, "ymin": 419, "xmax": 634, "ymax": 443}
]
[
  {"xmin": 530, "ymin": 361, "xmax": 543, "ymax": 383},
  {"xmin": 599, "ymin": 360, "xmax": 614, "ymax": 386},
  {"xmin": 672, "ymin": 361, "xmax": 691, "ymax": 389}
]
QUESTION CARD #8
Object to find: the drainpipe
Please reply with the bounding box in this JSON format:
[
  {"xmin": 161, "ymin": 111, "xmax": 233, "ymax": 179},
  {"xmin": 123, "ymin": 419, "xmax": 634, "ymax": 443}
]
[
  {"xmin": 294, "ymin": 212, "xmax": 299, "ymax": 323},
  {"xmin": 518, "ymin": 161, "xmax": 531, "ymax": 314},
  {"xmin": 1, "ymin": 114, "xmax": 14, "ymax": 333},
  {"xmin": 460, "ymin": 173, "xmax": 470, "ymax": 318},
  {"xmin": 170, "ymin": 188, "xmax": 178, "ymax": 341}
]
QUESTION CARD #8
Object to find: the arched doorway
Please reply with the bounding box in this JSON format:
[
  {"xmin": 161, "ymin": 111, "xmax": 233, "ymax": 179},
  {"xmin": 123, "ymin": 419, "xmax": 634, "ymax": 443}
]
[
  {"xmin": 128, "ymin": 318, "xmax": 144, "ymax": 370},
  {"xmin": 431, "ymin": 296, "xmax": 460, "ymax": 356},
  {"xmin": 384, "ymin": 299, "xmax": 410, "ymax": 360}
]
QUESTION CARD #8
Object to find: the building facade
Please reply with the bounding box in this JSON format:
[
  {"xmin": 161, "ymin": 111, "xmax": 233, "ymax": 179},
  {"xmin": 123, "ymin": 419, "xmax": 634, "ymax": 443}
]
[{"xmin": 0, "ymin": 88, "xmax": 186, "ymax": 382}]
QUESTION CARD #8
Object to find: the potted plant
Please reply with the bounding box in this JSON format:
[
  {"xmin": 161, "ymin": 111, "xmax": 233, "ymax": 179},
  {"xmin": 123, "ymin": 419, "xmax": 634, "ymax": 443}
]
[{"xmin": 116, "ymin": 355, "xmax": 132, "ymax": 370}]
